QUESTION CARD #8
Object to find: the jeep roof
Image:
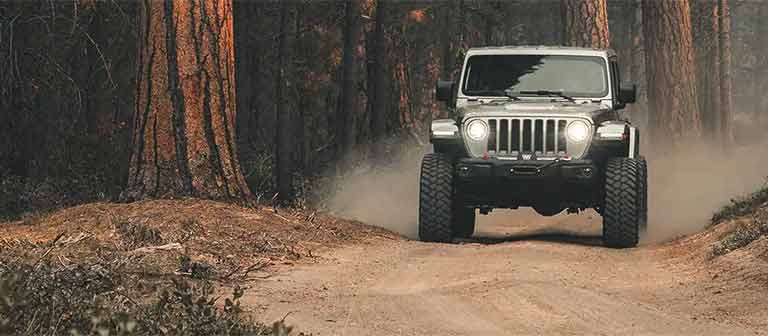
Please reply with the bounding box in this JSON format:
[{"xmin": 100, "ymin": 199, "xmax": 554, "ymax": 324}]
[{"xmin": 464, "ymin": 46, "xmax": 617, "ymax": 58}]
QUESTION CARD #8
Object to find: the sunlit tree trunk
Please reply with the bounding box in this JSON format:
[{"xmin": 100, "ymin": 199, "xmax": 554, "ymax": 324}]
[
  {"xmin": 125, "ymin": 0, "xmax": 251, "ymax": 201},
  {"xmin": 561, "ymin": 0, "xmax": 610, "ymax": 48},
  {"xmin": 717, "ymin": 0, "xmax": 733, "ymax": 146},
  {"xmin": 643, "ymin": 0, "xmax": 701, "ymax": 147}
]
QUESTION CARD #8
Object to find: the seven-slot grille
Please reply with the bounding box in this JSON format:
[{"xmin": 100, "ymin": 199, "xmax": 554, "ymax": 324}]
[{"xmin": 487, "ymin": 118, "xmax": 568, "ymax": 154}]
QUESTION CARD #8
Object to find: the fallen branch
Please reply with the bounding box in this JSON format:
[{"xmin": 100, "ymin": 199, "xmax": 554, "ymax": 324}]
[{"xmin": 130, "ymin": 242, "xmax": 182, "ymax": 254}]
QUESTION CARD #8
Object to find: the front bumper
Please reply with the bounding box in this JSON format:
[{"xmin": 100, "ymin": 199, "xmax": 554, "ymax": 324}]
[
  {"xmin": 454, "ymin": 158, "xmax": 600, "ymax": 208},
  {"xmin": 455, "ymin": 158, "xmax": 597, "ymax": 181}
]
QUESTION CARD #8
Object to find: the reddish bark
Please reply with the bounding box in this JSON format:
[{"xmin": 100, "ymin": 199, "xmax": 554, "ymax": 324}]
[{"xmin": 126, "ymin": 0, "xmax": 251, "ymax": 201}]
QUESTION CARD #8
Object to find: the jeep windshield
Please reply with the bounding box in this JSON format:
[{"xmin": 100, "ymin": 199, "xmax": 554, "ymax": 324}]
[{"xmin": 461, "ymin": 55, "xmax": 609, "ymax": 99}]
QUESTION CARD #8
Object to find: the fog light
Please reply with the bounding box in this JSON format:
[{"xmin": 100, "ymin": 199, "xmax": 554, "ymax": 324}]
[
  {"xmin": 582, "ymin": 167, "xmax": 593, "ymax": 178},
  {"xmin": 457, "ymin": 166, "xmax": 471, "ymax": 177}
]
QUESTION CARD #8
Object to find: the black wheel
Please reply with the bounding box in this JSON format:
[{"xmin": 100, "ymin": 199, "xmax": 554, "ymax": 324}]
[
  {"xmin": 603, "ymin": 157, "xmax": 642, "ymax": 248},
  {"xmin": 452, "ymin": 207, "xmax": 476, "ymax": 238},
  {"xmin": 637, "ymin": 157, "xmax": 648, "ymax": 235},
  {"xmin": 418, "ymin": 153, "xmax": 455, "ymax": 242}
]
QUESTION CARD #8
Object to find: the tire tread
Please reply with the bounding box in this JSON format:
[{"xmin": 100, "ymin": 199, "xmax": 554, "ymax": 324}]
[
  {"xmin": 603, "ymin": 157, "xmax": 642, "ymax": 248},
  {"xmin": 419, "ymin": 153, "xmax": 454, "ymax": 242}
]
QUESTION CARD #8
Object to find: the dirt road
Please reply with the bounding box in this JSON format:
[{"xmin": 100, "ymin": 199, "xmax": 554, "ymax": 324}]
[{"xmin": 246, "ymin": 210, "xmax": 766, "ymax": 335}]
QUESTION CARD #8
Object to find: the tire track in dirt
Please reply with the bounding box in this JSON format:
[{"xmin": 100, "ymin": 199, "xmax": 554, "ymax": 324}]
[{"xmin": 244, "ymin": 210, "xmax": 766, "ymax": 336}]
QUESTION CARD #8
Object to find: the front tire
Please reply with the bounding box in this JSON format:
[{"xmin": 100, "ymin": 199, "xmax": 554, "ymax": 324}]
[
  {"xmin": 637, "ymin": 157, "xmax": 648, "ymax": 235},
  {"xmin": 603, "ymin": 158, "xmax": 643, "ymax": 248},
  {"xmin": 418, "ymin": 153, "xmax": 455, "ymax": 242}
]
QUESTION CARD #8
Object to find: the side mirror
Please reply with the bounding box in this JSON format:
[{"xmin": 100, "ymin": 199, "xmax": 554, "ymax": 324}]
[
  {"xmin": 436, "ymin": 80, "xmax": 455, "ymax": 103},
  {"xmin": 619, "ymin": 84, "xmax": 637, "ymax": 104}
]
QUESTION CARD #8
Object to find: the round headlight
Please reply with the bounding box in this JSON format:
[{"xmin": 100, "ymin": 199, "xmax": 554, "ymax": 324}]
[
  {"xmin": 567, "ymin": 120, "xmax": 590, "ymax": 142},
  {"xmin": 466, "ymin": 120, "xmax": 489, "ymax": 141}
]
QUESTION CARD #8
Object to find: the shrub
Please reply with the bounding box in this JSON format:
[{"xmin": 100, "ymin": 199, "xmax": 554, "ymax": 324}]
[
  {"xmin": 115, "ymin": 219, "xmax": 165, "ymax": 249},
  {"xmin": 711, "ymin": 208, "xmax": 768, "ymax": 257},
  {"xmin": 711, "ymin": 183, "xmax": 768, "ymax": 225},
  {"xmin": 0, "ymin": 258, "xmax": 272, "ymax": 335}
]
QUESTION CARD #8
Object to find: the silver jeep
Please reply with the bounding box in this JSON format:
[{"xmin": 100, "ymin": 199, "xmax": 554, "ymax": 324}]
[{"xmin": 420, "ymin": 46, "xmax": 647, "ymax": 248}]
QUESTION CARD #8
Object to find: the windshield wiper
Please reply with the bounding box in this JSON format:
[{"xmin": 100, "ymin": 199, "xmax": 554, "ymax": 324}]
[
  {"xmin": 465, "ymin": 90, "xmax": 520, "ymax": 101},
  {"xmin": 518, "ymin": 90, "xmax": 576, "ymax": 102}
]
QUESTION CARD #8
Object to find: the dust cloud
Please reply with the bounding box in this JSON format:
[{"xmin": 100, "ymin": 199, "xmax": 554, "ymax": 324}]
[
  {"xmin": 327, "ymin": 138, "xmax": 768, "ymax": 243},
  {"xmin": 645, "ymin": 141, "xmax": 768, "ymax": 242},
  {"xmin": 325, "ymin": 146, "xmax": 428, "ymax": 239}
]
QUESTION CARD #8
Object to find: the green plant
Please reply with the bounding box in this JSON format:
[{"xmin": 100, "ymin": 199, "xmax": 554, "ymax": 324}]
[
  {"xmin": 712, "ymin": 182, "xmax": 768, "ymax": 225},
  {"xmin": 0, "ymin": 258, "xmax": 272, "ymax": 335}
]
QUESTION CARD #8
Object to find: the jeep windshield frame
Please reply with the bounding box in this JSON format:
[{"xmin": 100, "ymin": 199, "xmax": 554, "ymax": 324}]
[{"xmin": 460, "ymin": 54, "xmax": 610, "ymax": 100}]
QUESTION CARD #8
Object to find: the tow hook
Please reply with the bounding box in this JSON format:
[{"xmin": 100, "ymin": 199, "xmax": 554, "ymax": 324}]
[{"xmin": 536, "ymin": 158, "xmax": 565, "ymax": 172}]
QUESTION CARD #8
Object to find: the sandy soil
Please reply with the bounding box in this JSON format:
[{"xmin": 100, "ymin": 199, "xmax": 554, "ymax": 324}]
[{"xmin": 245, "ymin": 209, "xmax": 767, "ymax": 336}]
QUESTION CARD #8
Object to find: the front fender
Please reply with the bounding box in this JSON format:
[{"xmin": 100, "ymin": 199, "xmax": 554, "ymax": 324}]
[
  {"xmin": 430, "ymin": 119, "xmax": 460, "ymax": 143},
  {"xmin": 595, "ymin": 121, "xmax": 640, "ymax": 158}
]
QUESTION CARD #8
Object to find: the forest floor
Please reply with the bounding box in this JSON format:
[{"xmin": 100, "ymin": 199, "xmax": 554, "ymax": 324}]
[{"xmin": 1, "ymin": 201, "xmax": 768, "ymax": 335}]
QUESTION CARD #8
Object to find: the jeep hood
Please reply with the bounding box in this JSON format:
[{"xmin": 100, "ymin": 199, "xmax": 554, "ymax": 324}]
[{"xmin": 459, "ymin": 101, "xmax": 615, "ymax": 123}]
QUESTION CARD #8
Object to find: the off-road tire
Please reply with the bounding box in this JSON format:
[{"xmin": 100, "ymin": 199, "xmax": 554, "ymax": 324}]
[
  {"xmin": 637, "ymin": 157, "xmax": 648, "ymax": 234},
  {"xmin": 603, "ymin": 157, "xmax": 642, "ymax": 248},
  {"xmin": 452, "ymin": 207, "xmax": 476, "ymax": 238},
  {"xmin": 419, "ymin": 153, "xmax": 455, "ymax": 242}
]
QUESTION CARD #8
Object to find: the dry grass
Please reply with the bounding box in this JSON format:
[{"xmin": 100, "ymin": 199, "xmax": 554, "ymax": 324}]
[
  {"xmin": 0, "ymin": 199, "xmax": 400, "ymax": 280},
  {"xmin": 711, "ymin": 207, "xmax": 768, "ymax": 258},
  {"xmin": 0, "ymin": 199, "xmax": 399, "ymax": 335}
]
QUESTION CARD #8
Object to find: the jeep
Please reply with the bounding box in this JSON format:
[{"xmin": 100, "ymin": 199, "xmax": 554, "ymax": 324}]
[{"xmin": 420, "ymin": 46, "xmax": 647, "ymax": 248}]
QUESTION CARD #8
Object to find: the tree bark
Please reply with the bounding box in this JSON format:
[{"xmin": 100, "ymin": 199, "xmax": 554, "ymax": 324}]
[
  {"xmin": 126, "ymin": 0, "xmax": 251, "ymax": 201},
  {"xmin": 337, "ymin": 0, "xmax": 362, "ymax": 157},
  {"xmin": 628, "ymin": 0, "xmax": 647, "ymax": 128},
  {"xmin": 371, "ymin": 0, "xmax": 388, "ymax": 148},
  {"xmin": 440, "ymin": 1, "xmax": 455, "ymax": 79},
  {"xmin": 642, "ymin": 0, "xmax": 701, "ymax": 147},
  {"xmin": 275, "ymin": 1, "xmax": 294, "ymax": 201},
  {"xmin": 717, "ymin": 0, "xmax": 733, "ymax": 146},
  {"xmin": 561, "ymin": 0, "xmax": 610, "ymax": 48},
  {"xmin": 691, "ymin": 0, "xmax": 721, "ymax": 140},
  {"xmin": 692, "ymin": 0, "xmax": 732, "ymax": 147}
]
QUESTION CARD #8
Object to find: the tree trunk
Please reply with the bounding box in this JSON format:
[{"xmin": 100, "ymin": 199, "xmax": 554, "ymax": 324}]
[
  {"xmin": 717, "ymin": 0, "xmax": 733, "ymax": 146},
  {"xmin": 371, "ymin": 0, "xmax": 388, "ymax": 148},
  {"xmin": 642, "ymin": 0, "xmax": 701, "ymax": 147},
  {"xmin": 125, "ymin": 0, "xmax": 251, "ymax": 201},
  {"xmin": 561, "ymin": 0, "xmax": 610, "ymax": 48},
  {"xmin": 628, "ymin": 0, "xmax": 647, "ymax": 128},
  {"xmin": 692, "ymin": 0, "xmax": 721, "ymax": 140},
  {"xmin": 338, "ymin": 0, "xmax": 362, "ymax": 157},
  {"xmin": 440, "ymin": 1, "xmax": 455, "ymax": 79},
  {"xmin": 275, "ymin": 1, "xmax": 294, "ymax": 201}
]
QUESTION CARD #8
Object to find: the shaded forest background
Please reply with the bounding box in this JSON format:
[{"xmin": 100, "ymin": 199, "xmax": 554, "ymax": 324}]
[{"xmin": 1, "ymin": 0, "xmax": 767, "ymax": 218}]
